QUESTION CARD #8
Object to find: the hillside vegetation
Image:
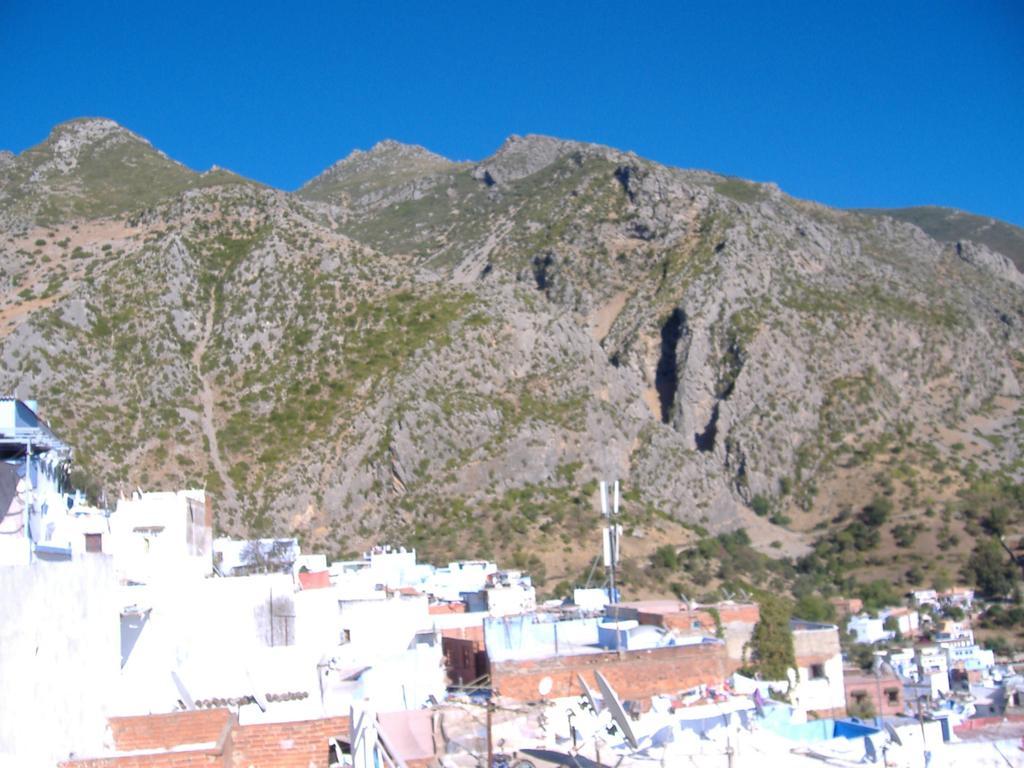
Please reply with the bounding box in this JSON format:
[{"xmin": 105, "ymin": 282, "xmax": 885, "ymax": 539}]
[{"xmin": 3, "ymin": 119, "xmax": 1023, "ymax": 601}]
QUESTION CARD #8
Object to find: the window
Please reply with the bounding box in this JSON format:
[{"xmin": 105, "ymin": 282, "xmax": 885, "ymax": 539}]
[
  {"xmin": 84, "ymin": 533, "xmax": 102, "ymax": 553},
  {"xmin": 885, "ymin": 688, "xmax": 899, "ymax": 705},
  {"xmin": 810, "ymin": 664, "xmax": 826, "ymax": 680}
]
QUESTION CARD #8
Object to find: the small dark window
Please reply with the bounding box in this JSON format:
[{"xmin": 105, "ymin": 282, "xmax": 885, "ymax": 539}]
[
  {"xmin": 85, "ymin": 533, "xmax": 102, "ymax": 553},
  {"xmin": 810, "ymin": 664, "xmax": 826, "ymax": 680},
  {"xmin": 885, "ymin": 688, "xmax": 899, "ymax": 705}
]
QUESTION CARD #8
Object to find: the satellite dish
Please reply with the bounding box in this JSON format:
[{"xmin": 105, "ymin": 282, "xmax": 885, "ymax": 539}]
[
  {"xmin": 171, "ymin": 670, "xmax": 195, "ymax": 711},
  {"xmin": 577, "ymin": 674, "xmax": 601, "ymax": 713},
  {"xmin": 594, "ymin": 671, "xmax": 639, "ymax": 749},
  {"xmin": 884, "ymin": 723, "xmax": 903, "ymax": 746},
  {"xmin": 864, "ymin": 735, "xmax": 878, "ymax": 763},
  {"xmin": 538, "ymin": 676, "xmax": 553, "ymax": 697}
]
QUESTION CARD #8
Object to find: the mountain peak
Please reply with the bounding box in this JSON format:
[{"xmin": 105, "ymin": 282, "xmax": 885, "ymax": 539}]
[
  {"xmin": 30, "ymin": 117, "xmax": 167, "ymax": 178},
  {"xmin": 298, "ymin": 140, "xmax": 453, "ymax": 203},
  {"xmin": 51, "ymin": 116, "xmax": 133, "ymax": 138},
  {"xmin": 43, "ymin": 117, "xmax": 151, "ymax": 157},
  {"xmin": 473, "ymin": 133, "xmax": 597, "ymax": 186},
  {"xmin": 0, "ymin": 116, "xmax": 200, "ymax": 225},
  {"xmin": 329, "ymin": 139, "xmax": 451, "ymax": 170}
]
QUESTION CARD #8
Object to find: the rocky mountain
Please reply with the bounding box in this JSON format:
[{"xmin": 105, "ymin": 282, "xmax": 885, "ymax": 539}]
[
  {"xmin": 858, "ymin": 206, "xmax": 1024, "ymax": 273},
  {"xmin": 2, "ymin": 119, "xmax": 1022, "ymax": 596},
  {"xmin": 0, "ymin": 118, "xmax": 253, "ymax": 228}
]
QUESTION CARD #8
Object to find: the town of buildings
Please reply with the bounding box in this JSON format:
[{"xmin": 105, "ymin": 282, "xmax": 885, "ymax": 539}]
[{"xmin": 2, "ymin": 398, "xmax": 1023, "ymax": 767}]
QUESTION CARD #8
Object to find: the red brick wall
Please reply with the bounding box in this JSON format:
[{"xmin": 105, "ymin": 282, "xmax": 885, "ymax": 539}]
[
  {"xmin": 440, "ymin": 625, "xmax": 484, "ymax": 644},
  {"xmin": 639, "ymin": 610, "xmax": 712, "ymax": 633},
  {"xmin": 229, "ymin": 716, "xmax": 348, "ymax": 768},
  {"xmin": 491, "ymin": 643, "xmax": 730, "ymax": 702},
  {"xmin": 844, "ymin": 673, "xmax": 904, "ymax": 717},
  {"xmin": 109, "ymin": 710, "xmax": 232, "ymax": 751},
  {"xmin": 717, "ymin": 604, "xmax": 760, "ymax": 624},
  {"xmin": 62, "ymin": 711, "xmax": 350, "ymax": 768},
  {"xmin": 636, "ymin": 604, "xmax": 760, "ymax": 634},
  {"xmin": 429, "ymin": 603, "xmax": 466, "ymax": 615},
  {"xmin": 443, "ymin": 636, "xmax": 488, "ymax": 685},
  {"xmin": 59, "ymin": 754, "xmax": 224, "ymax": 768}
]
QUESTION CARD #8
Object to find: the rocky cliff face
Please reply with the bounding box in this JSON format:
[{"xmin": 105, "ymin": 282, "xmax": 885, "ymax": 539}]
[{"xmin": 2, "ymin": 119, "xmax": 1023, "ymax": 582}]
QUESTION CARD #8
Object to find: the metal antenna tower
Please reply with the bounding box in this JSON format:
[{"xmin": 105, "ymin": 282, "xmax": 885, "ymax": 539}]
[{"xmin": 600, "ymin": 480, "xmax": 622, "ymax": 604}]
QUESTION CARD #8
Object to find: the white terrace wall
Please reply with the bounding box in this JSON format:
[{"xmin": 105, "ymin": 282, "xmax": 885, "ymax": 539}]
[{"xmin": 0, "ymin": 556, "xmax": 120, "ymax": 766}]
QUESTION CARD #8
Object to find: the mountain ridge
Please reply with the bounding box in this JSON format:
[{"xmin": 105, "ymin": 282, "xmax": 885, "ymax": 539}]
[
  {"xmin": 2, "ymin": 117, "xmax": 1022, "ymax": 600},
  {"xmin": 7, "ymin": 119, "xmax": 1021, "ymax": 264}
]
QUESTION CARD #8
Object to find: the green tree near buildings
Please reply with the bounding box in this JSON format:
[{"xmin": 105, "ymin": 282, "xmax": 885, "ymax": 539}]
[
  {"xmin": 750, "ymin": 595, "xmax": 796, "ymax": 680},
  {"xmin": 966, "ymin": 538, "xmax": 1020, "ymax": 599},
  {"xmin": 794, "ymin": 593, "xmax": 835, "ymax": 623}
]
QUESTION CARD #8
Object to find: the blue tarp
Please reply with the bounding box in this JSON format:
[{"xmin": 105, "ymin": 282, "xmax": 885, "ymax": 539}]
[{"xmin": 758, "ymin": 705, "xmax": 880, "ymax": 742}]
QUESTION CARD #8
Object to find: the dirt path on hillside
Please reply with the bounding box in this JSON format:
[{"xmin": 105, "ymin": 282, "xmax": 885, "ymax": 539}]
[{"xmin": 193, "ymin": 294, "xmax": 239, "ymax": 513}]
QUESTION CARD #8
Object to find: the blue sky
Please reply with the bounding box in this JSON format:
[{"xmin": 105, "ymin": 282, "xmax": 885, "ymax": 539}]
[{"xmin": 2, "ymin": 2, "xmax": 1022, "ymax": 224}]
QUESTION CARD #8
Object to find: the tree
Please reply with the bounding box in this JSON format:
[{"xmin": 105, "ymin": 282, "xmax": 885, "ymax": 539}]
[
  {"xmin": 268, "ymin": 539, "xmax": 294, "ymax": 571},
  {"xmin": 240, "ymin": 540, "xmax": 269, "ymax": 574},
  {"xmin": 848, "ymin": 695, "xmax": 876, "ymax": 720},
  {"xmin": 892, "ymin": 523, "xmax": 919, "ymax": 548},
  {"xmin": 931, "ymin": 569, "xmax": 952, "ymax": 593},
  {"xmin": 750, "ymin": 595, "xmax": 796, "ymax": 680},
  {"xmin": 751, "ymin": 494, "xmax": 771, "ymax": 517},
  {"xmin": 794, "ymin": 594, "xmax": 836, "ymax": 623},
  {"xmin": 966, "ymin": 538, "xmax": 1019, "ymax": 599},
  {"xmin": 984, "ymin": 634, "xmax": 1013, "ymax": 658},
  {"xmin": 847, "ymin": 643, "xmax": 876, "ymax": 672},
  {"xmin": 857, "ymin": 580, "xmax": 901, "ymax": 612},
  {"xmin": 651, "ymin": 544, "xmax": 679, "ymax": 570},
  {"xmin": 860, "ymin": 497, "xmax": 892, "ymax": 527},
  {"xmin": 882, "ymin": 615, "xmax": 902, "ymax": 641},
  {"xmin": 944, "ymin": 605, "xmax": 965, "ymax": 621},
  {"xmin": 984, "ymin": 506, "xmax": 1012, "ymax": 537}
]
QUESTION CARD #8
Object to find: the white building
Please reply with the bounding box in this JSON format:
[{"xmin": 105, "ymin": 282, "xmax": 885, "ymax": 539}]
[
  {"xmin": 573, "ymin": 587, "xmax": 612, "ymax": 611},
  {"xmin": 934, "ymin": 619, "xmax": 973, "ymax": 643},
  {"xmin": 944, "ymin": 640, "xmax": 995, "ymax": 672},
  {"xmin": 911, "ymin": 587, "xmax": 975, "ymax": 611},
  {"xmin": 790, "ymin": 620, "xmax": 847, "ymax": 716},
  {"xmin": 885, "ymin": 647, "xmax": 918, "ymax": 681},
  {"xmin": 0, "ymin": 398, "xmax": 81, "ymax": 565},
  {"xmin": 846, "ymin": 614, "xmax": 893, "ymax": 644},
  {"xmin": 917, "ymin": 646, "xmax": 949, "ymax": 678},
  {"xmin": 118, "ymin": 568, "xmax": 447, "ymax": 718},
  {"xmin": 846, "ymin": 607, "xmax": 920, "ymax": 644},
  {"xmin": 0, "ymin": 556, "xmax": 121, "ymax": 766},
  {"xmin": 421, "ymin": 558, "xmax": 497, "ymax": 601},
  {"xmin": 880, "ymin": 607, "xmax": 920, "ymax": 637},
  {"xmin": 112, "ymin": 490, "xmax": 212, "ymax": 583},
  {"xmin": 485, "ymin": 570, "xmax": 536, "ymax": 617}
]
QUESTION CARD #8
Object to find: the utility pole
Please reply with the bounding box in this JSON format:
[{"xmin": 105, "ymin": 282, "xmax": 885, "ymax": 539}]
[
  {"xmin": 486, "ymin": 700, "xmax": 494, "ymax": 768},
  {"xmin": 917, "ymin": 695, "xmax": 930, "ymax": 768}
]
